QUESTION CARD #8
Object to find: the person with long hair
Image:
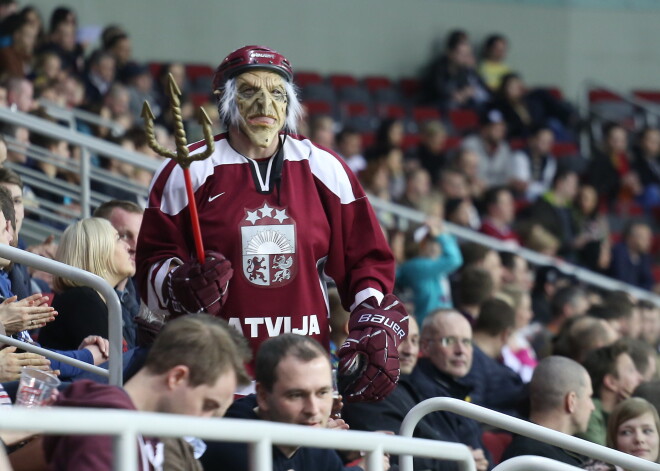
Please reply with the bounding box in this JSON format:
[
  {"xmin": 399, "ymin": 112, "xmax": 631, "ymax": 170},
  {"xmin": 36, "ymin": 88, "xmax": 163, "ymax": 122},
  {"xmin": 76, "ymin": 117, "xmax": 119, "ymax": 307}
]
[{"xmin": 38, "ymin": 218, "xmax": 135, "ymax": 351}]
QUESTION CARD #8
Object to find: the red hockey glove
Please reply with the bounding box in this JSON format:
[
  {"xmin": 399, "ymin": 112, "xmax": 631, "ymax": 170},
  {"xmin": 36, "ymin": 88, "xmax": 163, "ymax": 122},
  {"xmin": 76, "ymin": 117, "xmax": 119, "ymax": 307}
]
[
  {"xmin": 337, "ymin": 294, "xmax": 408, "ymax": 403},
  {"xmin": 163, "ymin": 251, "xmax": 233, "ymax": 317}
]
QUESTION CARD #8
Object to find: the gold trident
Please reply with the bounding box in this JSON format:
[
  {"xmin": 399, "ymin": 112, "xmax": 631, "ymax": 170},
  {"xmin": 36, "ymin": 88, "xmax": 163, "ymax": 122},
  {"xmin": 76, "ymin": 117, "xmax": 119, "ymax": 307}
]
[
  {"xmin": 141, "ymin": 73, "xmax": 215, "ymax": 168},
  {"xmin": 141, "ymin": 73, "xmax": 214, "ymax": 263}
]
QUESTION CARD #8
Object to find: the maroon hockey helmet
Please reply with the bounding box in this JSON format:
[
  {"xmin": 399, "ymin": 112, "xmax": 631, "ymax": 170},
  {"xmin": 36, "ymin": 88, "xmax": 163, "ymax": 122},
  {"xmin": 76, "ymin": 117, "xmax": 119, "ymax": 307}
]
[{"xmin": 212, "ymin": 45, "xmax": 294, "ymax": 91}]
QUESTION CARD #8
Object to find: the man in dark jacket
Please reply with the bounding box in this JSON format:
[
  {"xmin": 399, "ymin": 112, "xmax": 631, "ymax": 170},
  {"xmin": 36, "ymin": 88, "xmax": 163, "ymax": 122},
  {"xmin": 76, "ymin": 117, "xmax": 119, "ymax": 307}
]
[
  {"xmin": 344, "ymin": 317, "xmax": 465, "ymax": 471},
  {"xmin": 411, "ymin": 309, "xmax": 491, "ymax": 471}
]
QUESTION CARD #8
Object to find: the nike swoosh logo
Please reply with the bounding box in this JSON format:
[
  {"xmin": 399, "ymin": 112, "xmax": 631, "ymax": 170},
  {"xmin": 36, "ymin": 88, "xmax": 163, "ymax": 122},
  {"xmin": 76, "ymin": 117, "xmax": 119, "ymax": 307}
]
[{"xmin": 208, "ymin": 192, "xmax": 225, "ymax": 202}]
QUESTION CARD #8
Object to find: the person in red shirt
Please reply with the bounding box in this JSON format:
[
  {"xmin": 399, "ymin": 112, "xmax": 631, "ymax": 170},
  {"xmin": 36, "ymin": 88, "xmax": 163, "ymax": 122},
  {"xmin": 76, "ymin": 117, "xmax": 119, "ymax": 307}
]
[
  {"xmin": 135, "ymin": 45, "xmax": 408, "ymax": 402},
  {"xmin": 479, "ymin": 186, "xmax": 519, "ymax": 243}
]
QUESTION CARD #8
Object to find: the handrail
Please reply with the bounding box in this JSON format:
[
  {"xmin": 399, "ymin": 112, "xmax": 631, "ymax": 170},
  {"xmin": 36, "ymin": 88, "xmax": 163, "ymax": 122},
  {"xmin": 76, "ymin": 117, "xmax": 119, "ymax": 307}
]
[
  {"xmin": 0, "ymin": 407, "xmax": 477, "ymax": 471},
  {"xmin": 0, "ymin": 334, "xmax": 107, "ymax": 377},
  {"xmin": 368, "ymin": 196, "xmax": 660, "ymax": 305},
  {"xmin": 0, "ymin": 244, "xmax": 122, "ymax": 386},
  {"xmin": 399, "ymin": 398, "xmax": 660, "ymax": 471},
  {"xmin": 37, "ymin": 98, "xmax": 126, "ymax": 137},
  {"xmin": 0, "ymin": 107, "xmax": 160, "ymax": 173},
  {"xmin": 493, "ymin": 456, "xmax": 585, "ymax": 471}
]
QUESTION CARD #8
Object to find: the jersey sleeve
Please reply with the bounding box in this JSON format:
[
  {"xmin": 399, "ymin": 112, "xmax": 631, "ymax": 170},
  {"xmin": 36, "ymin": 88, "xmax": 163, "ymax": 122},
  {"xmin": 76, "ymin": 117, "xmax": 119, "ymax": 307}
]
[
  {"xmin": 135, "ymin": 159, "xmax": 191, "ymax": 315},
  {"xmin": 310, "ymin": 150, "xmax": 395, "ymax": 312}
]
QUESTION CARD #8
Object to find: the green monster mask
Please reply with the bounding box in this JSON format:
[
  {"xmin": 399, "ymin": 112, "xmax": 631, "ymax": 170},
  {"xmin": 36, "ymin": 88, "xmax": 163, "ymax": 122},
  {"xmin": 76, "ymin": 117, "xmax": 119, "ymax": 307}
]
[{"xmin": 235, "ymin": 70, "xmax": 288, "ymax": 148}]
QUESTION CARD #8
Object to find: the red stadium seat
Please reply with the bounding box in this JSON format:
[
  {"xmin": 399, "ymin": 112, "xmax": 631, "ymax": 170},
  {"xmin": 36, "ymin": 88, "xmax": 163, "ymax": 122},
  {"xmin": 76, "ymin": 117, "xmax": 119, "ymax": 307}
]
[
  {"xmin": 449, "ymin": 109, "xmax": 479, "ymax": 134},
  {"xmin": 412, "ymin": 106, "xmax": 441, "ymax": 123},
  {"xmin": 377, "ymin": 104, "xmax": 407, "ymax": 119},
  {"xmin": 190, "ymin": 92, "xmax": 209, "ymax": 107},
  {"xmin": 401, "ymin": 134, "xmax": 420, "ymax": 151},
  {"xmin": 633, "ymin": 89, "xmax": 660, "ymax": 103},
  {"xmin": 552, "ymin": 142, "xmax": 579, "ymax": 158},
  {"xmin": 443, "ymin": 136, "xmax": 462, "ymax": 151},
  {"xmin": 329, "ymin": 74, "xmax": 358, "ymax": 90},
  {"xmin": 588, "ymin": 89, "xmax": 623, "ymax": 103},
  {"xmin": 509, "ymin": 138, "xmax": 525, "ymax": 150},
  {"xmin": 304, "ymin": 100, "xmax": 333, "ymax": 116},
  {"xmin": 399, "ymin": 77, "xmax": 420, "ymax": 99},
  {"xmin": 185, "ymin": 64, "xmax": 214, "ymax": 82},
  {"xmin": 148, "ymin": 62, "xmax": 164, "ymax": 79},
  {"xmin": 295, "ymin": 71, "xmax": 324, "ymax": 88},
  {"xmin": 341, "ymin": 102, "xmax": 370, "ymax": 117},
  {"xmin": 361, "ymin": 132, "xmax": 375, "ymax": 148},
  {"xmin": 363, "ymin": 76, "xmax": 392, "ymax": 93},
  {"xmin": 482, "ymin": 431, "xmax": 513, "ymax": 465}
]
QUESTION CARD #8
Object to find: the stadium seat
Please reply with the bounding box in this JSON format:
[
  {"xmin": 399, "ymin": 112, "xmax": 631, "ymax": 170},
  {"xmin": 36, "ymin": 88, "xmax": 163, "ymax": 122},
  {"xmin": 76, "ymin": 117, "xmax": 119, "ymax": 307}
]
[
  {"xmin": 552, "ymin": 142, "xmax": 579, "ymax": 158},
  {"xmin": 401, "ymin": 133, "xmax": 420, "ymax": 151},
  {"xmin": 443, "ymin": 136, "xmax": 462, "ymax": 151},
  {"xmin": 376, "ymin": 104, "xmax": 407, "ymax": 120},
  {"xmin": 363, "ymin": 76, "xmax": 392, "ymax": 93},
  {"xmin": 190, "ymin": 92, "xmax": 210, "ymax": 107},
  {"xmin": 632, "ymin": 89, "xmax": 660, "ymax": 103},
  {"xmin": 399, "ymin": 77, "xmax": 420, "ymax": 100},
  {"xmin": 295, "ymin": 71, "xmax": 324, "ymax": 88},
  {"xmin": 148, "ymin": 62, "xmax": 164, "ymax": 79},
  {"xmin": 185, "ymin": 64, "xmax": 214, "ymax": 83},
  {"xmin": 341, "ymin": 102, "xmax": 370, "ymax": 118},
  {"xmin": 302, "ymin": 83, "xmax": 336, "ymax": 103},
  {"xmin": 338, "ymin": 86, "xmax": 372, "ymax": 105},
  {"xmin": 482, "ymin": 431, "xmax": 513, "ymax": 465},
  {"xmin": 304, "ymin": 100, "xmax": 333, "ymax": 117},
  {"xmin": 588, "ymin": 89, "xmax": 623, "ymax": 103},
  {"xmin": 412, "ymin": 106, "xmax": 441, "ymax": 124},
  {"xmin": 449, "ymin": 109, "xmax": 479, "ymax": 135},
  {"xmin": 329, "ymin": 74, "xmax": 359, "ymax": 90}
]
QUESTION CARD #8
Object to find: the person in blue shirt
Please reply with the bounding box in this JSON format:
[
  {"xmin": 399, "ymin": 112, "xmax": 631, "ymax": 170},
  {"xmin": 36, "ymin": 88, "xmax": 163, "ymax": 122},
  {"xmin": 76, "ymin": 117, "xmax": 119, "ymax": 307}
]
[{"xmin": 396, "ymin": 216, "xmax": 463, "ymax": 324}]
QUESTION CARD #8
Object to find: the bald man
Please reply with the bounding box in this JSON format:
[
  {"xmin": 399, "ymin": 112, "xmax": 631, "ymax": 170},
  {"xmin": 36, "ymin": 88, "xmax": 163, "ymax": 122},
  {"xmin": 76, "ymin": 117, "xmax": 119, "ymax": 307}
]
[{"xmin": 502, "ymin": 356, "xmax": 594, "ymax": 466}]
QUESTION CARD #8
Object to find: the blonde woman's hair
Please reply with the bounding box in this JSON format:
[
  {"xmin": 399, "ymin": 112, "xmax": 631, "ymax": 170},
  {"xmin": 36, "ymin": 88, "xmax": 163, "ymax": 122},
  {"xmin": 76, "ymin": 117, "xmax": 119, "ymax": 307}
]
[{"xmin": 53, "ymin": 217, "xmax": 120, "ymax": 292}]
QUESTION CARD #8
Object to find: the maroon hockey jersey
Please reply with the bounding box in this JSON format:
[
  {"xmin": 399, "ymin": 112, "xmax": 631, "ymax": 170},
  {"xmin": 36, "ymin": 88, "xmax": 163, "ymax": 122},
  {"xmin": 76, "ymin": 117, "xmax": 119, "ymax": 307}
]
[{"xmin": 136, "ymin": 133, "xmax": 395, "ymax": 355}]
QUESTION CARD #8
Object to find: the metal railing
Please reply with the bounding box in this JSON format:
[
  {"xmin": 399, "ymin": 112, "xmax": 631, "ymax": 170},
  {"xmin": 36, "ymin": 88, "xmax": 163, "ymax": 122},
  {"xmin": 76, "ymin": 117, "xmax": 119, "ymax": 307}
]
[
  {"xmin": 37, "ymin": 98, "xmax": 126, "ymax": 137},
  {"xmin": 0, "ymin": 407, "xmax": 476, "ymax": 471},
  {"xmin": 399, "ymin": 398, "xmax": 660, "ymax": 471},
  {"xmin": 0, "ymin": 244, "xmax": 122, "ymax": 386},
  {"xmin": 369, "ymin": 196, "xmax": 660, "ymax": 304}
]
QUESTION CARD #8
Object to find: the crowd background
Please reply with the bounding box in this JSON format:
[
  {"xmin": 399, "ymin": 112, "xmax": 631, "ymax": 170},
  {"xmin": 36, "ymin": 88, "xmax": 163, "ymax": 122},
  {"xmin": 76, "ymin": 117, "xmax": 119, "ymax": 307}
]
[{"xmin": 0, "ymin": 1, "xmax": 659, "ymax": 470}]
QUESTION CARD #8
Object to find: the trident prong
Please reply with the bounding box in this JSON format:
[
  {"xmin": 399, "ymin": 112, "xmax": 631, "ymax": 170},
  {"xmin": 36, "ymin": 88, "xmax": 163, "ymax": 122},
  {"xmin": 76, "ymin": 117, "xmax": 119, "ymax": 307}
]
[
  {"xmin": 142, "ymin": 73, "xmax": 215, "ymax": 169},
  {"xmin": 142, "ymin": 73, "xmax": 216, "ymax": 263}
]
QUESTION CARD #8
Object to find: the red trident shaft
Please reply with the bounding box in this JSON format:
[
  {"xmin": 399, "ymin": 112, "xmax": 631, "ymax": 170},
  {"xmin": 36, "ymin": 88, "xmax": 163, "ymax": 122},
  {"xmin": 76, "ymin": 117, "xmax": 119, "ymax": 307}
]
[{"xmin": 142, "ymin": 73, "xmax": 215, "ymax": 263}]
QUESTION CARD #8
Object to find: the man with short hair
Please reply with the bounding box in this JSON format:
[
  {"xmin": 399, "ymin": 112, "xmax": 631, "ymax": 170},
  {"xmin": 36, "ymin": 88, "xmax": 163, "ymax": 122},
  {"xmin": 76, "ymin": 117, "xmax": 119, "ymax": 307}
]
[
  {"xmin": 94, "ymin": 200, "xmax": 144, "ymax": 349},
  {"xmin": 454, "ymin": 267, "xmax": 494, "ymax": 325},
  {"xmin": 530, "ymin": 286, "xmax": 589, "ymax": 359},
  {"xmin": 43, "ymin": 314, "xmax": 249, "ymax": 470},
  {"xmin": 202, "ymin": 333, "xmax": 385, "ymax": 470},
  {"xmin": 508, "ymin": 126, "xmax": 557, "ymax": 202},
  {"xmin": 609, "ymin": 221, "xmax": 654, "ymax": 291},
  {"xmin": 136, "ymin": 45, "xmax": 407, "ymax": 403},
  {"xmin": 578, "ymin": 342, "xmax": 644, "ymax": 445},
  {"xmin": 502, "ymin": 356, "xmax": 593, "ymax": 466},
  {"xmin": 464, "ymin": 298, "xmax": 526, "ymax": 416},
  {"xmin": 411, "ymin": 310, "xmax": 490, "ymax": 471}
]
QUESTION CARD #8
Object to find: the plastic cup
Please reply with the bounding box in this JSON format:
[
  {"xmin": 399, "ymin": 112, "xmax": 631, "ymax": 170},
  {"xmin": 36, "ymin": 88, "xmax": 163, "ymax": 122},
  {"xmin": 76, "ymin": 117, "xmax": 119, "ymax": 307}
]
[{"xmin": 15, "ymin": 367, "xmax": 60, "ymax": 407}]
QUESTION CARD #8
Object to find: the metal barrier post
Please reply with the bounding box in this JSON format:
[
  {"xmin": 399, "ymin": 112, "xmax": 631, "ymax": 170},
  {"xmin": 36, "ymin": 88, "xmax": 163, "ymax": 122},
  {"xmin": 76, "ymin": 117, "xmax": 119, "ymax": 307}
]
[{"xmin": 250, "ymin": 438, "xmax": 273, "ymax": 471}]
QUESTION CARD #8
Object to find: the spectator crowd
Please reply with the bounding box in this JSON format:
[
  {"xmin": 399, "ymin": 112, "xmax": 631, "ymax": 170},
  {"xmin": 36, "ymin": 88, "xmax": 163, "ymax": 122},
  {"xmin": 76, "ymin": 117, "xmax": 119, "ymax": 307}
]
[{"xmin": 0, "ymin": 2, "xmax": 659, "ymax": 471}]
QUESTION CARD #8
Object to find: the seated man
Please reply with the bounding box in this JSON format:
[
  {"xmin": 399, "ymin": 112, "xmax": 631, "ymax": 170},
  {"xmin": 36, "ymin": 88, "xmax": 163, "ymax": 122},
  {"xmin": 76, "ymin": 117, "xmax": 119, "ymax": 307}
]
[
  {"xmin": 502, "ymin": 356, "xmax": 593, "ymax": 466},
  {"xmin": 201, "ymin": 333, "xmax": 388, "ymax": 470},
  {"xmin": 410, "ymin": 309, "xmax": 490, "ymax": 471},
  {"xmin": 463, "ymin": 298, "xmax": 526, "ymax": 417},
  {"xmin": 344, "ymin": 316, "xmax": 464, "ymax": 471},
  {"xmin": 578, "ymin": 342, "xmax": 643, "ymax": 445},
  {"xmin": 39, "ymin": 314, "xmax": 249, "ymax": 470}
]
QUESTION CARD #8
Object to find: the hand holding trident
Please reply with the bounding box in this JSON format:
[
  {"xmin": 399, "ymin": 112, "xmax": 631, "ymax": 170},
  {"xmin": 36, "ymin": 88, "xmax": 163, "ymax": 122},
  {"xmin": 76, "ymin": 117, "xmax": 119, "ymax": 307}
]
[{"xmin": 142, "ymin": 73, "xmax": 214, "ymax": 263}]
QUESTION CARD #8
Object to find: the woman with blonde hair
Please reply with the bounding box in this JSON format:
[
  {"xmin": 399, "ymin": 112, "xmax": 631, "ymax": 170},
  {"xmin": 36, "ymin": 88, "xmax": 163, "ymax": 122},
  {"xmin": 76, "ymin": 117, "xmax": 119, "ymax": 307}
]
[{"xmin": 38, "ymin": 217, "xmax": 135, "ymax": 351}]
